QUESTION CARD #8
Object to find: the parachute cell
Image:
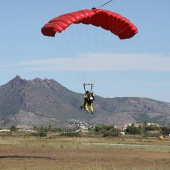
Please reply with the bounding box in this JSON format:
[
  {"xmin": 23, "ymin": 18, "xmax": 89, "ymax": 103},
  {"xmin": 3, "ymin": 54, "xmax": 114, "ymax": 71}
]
[{"xmin": 41, "ymin": 9, "xmax": 138, "ymax": 39}]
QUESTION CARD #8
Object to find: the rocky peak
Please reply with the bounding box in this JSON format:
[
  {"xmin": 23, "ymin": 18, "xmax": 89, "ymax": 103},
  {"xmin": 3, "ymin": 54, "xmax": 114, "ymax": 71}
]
[
  {"xmin": 8, "ymin": 75, "xmax": 26, "ymax": 89},
  {"xmin": 14, "ymin": 75, "xmax": 21, "ymax": 80}
]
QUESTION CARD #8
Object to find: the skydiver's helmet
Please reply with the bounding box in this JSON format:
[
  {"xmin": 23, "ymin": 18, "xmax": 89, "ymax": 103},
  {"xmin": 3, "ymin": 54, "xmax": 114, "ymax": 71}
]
[
  {"xmin": 86, "ymin": 91, "xmax": 89, "ymax": 94},
  {"xmin": 86, "ymin": 91, "xmax": 90, "ymax": 98}
]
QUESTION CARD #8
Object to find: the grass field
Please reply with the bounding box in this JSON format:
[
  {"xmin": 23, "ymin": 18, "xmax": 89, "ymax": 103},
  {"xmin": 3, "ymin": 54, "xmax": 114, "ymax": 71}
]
[{"xmin": 0, "ymin": 136, "xmax": 170, "ymax": 170}]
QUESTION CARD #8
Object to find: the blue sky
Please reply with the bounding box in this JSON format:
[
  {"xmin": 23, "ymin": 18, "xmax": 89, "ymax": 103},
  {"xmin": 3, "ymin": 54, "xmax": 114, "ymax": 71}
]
[{"xmin": 1, "ymin": 0, "xmax": 170, "ymax": 102}]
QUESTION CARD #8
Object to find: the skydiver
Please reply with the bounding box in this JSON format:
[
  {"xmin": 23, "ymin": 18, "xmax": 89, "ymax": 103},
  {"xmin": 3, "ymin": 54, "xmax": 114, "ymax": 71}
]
[{"xmin": 80, "ymin": 84, "xmax": 95, "ymax": 114}]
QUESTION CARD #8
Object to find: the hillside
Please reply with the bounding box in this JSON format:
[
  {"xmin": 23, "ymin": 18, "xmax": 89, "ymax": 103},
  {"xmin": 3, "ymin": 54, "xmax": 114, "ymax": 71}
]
[{"xmin": 0, "ymin": 76, "xmax": 170, "ymax": 128}]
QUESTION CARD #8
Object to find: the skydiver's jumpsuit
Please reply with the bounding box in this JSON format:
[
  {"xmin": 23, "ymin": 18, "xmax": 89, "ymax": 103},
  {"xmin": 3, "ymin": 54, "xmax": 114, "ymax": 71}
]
[{"xmin": 82, "ymin": 92, "xmax": 95, "ymax": 113}]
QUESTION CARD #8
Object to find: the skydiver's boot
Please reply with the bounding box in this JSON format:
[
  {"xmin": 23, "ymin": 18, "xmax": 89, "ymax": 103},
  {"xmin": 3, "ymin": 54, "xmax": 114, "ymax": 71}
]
[{"xmin": 90, "ymin": 105, "xmax": 93, "ymax": 114}]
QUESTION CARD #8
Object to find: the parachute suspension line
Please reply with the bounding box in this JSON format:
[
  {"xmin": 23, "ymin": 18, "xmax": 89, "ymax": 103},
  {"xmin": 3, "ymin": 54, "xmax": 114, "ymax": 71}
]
[
  {"xmin": 41, "ymin": 8, "xmax": 138, "ymax": 92},
  {"xmin": 99, "ymin": 0, "xmax": 113, "ymax": 8},
  {"xmin": 83, "ymin": 83, "xmax": 94, "ymax": 93},
  {"xmin": 73, "ymin": 17, "xmax": 90, "ymax": 83}
]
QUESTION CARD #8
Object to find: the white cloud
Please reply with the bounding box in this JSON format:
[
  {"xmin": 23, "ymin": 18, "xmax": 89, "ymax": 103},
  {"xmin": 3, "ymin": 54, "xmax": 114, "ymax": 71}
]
[{"xmin": 3, "ymin": 53, "xmax": 170, "ymax": 72}]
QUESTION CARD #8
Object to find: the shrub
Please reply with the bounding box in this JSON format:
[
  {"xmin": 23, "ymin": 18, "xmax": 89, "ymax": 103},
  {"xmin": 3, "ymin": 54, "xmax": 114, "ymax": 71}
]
[
  {"xmin": 102, "ymin": 128, "xmax": 120, "ymax": 137},
  {"xmin": 60, "ymin": 132, "xmax": 81, "ymax": 137},
  {"xmin": 10, "ymin": 125, "xmax": 18, "ymax": 132},
  {"xmin": 39, "ymin": 131, "xmax": 47, "ymax": 137},
  {"xmin": 94, "ymin": 125, "xmax": 120, "ymax": 137},
  {"xmin": 145, "ymin": 125, "xmax": 160, "ymax": 131},
  {"xmin": 126, "ymin": 126, "xmax": 141, "ymax": 135},
  {"xmin": 31, "ymin": 131, "xmax": 47, "ymax": 137},
  {"xmin": 161, "ymin": 126, "xmax": 170, "ymax": 136}
]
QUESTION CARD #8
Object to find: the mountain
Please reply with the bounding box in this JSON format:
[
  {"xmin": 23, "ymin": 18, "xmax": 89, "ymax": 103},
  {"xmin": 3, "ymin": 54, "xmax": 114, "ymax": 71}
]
[{"xmin": 0, "ymin": 75, "xmax": 170, "ymax": 128}]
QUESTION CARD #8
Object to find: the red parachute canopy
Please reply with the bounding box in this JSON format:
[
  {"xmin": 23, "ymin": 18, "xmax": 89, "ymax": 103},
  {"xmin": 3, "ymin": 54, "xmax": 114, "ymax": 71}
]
[{"xmin": 41, "ymin": 8, "xmax": 138, "ymax": 40}]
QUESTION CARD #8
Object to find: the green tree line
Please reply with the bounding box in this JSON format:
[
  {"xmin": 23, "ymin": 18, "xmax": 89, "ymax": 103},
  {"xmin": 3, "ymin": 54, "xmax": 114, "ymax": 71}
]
[{"xmin": 7, "ymin": 124, "xmax": 170, "ymax": 137}]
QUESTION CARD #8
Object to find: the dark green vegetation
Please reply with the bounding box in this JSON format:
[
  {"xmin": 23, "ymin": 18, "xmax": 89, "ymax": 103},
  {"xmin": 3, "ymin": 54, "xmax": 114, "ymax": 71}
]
[
  {"xmin": 5, "ymin": 124, "xmax": 170, "ymax": 138},
  {"xmin": 0, "ymin": 75, "xmax": 170, "ymax": 128}
]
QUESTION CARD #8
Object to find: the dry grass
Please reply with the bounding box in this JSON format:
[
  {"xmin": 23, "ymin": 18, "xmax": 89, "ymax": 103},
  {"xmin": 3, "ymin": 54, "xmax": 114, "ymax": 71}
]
[{"xmin": 0, "ymin": 136, "xmax": 170, "ymax": 170}]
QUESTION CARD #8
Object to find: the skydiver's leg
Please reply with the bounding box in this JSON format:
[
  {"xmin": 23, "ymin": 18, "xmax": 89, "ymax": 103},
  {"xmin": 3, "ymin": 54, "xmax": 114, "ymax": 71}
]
[
  {"xmin": 83, "ymin": 98, "xmax": 86, "ymax": 109},
  {"xmin": 81, "ymin": 98, "xmax": 86, "ymax": 110},
  {"xmin": 85, "ymin": 103, "xmax": 88, "ymax": 114},
  {"xmin": 90, "ymin": 104, "xmax": 93, "ymax": 114}
]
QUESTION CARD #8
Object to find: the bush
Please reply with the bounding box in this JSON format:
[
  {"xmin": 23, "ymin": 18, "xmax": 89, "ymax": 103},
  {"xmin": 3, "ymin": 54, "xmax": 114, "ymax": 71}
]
[
  {"xmin": 60, "ymin": 132, "xmax": 81, "ymax": 137},
  {"xmin": 10, "ymin": 125, "xmax": 18, "ymax": 132},
  {"xmin": 144, "ymin": 132, "xmax": 161, "ymax": 137},
  {"xmin": 32, "ymin": 130, "xmax": 47, "ymax": 137},
  {"xmin": 94, "ymin": 125, "xmax": 120, "ymax": 137},
  {"xmin": 145, "ymin": 125, "xmax": 160, "ymax": 131},
  {"xmin": 102, "ymin": 128, "xmax": 120, "ymax": 137},
  {"xmin": 39, "ymin": 131, "xmax": 47, "ymax": 137},
  {"xmin": 161, "ymin": 126, "xmax": 170, "ymax": 136},
  {"xmin": 126, "ymin": 126, "xmax": 141, "ymax": 135}
]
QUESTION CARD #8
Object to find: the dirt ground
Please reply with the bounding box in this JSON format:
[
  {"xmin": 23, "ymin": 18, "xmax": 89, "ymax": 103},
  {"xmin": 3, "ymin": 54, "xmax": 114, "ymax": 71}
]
[{"xmin": 0, "ymin": 137, "xmax": 170, "ymax": 170}]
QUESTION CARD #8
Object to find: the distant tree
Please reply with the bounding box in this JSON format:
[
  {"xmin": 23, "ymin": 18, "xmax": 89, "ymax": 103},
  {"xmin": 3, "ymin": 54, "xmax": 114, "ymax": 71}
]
[
  {"xmin": 161, "ymin": 126, "xmax": 170, "ymax": 136},
  {"xmin": 94, "ymin": 125, "xmax": 104, "ymax": 133},
  {"xmin": 126, "ymin": 126, "xmax": 141, "ymax": 135},
  {"xmin": 39, "ymin": 130, "xmax": 47, "ymax": 137},
  {"xmin": 102, "ymin": 128, "xmax": 120, "ymax": 137},
  {"xmin": 10, "ymin": 125, "xmax": 18, "ymax": 132},
  {"xmin": 94, "ymin": 124, "xmax": 115, "ymax": 132},
  {"xmin": 94, "ymin": 124, "xmax": 120, "ymax": 137},
  {"xmin": 145, "ymin": 125, "xmax": 160, "ymax": 131}
]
